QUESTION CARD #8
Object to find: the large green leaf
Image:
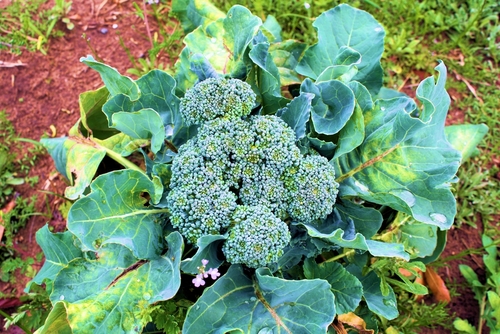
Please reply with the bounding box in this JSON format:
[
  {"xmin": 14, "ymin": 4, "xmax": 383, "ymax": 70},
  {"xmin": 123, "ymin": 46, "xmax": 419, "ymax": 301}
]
[
  {"xmin": 27, "ymin": 225, "xmax": 83, "ymax": 290},
  {"xmin": 183, "ymin": 265, "xmax": 335, "ymax": 333},
  {"xmin": 303, "ymin": 259, "xmax": 363, "ymax": 315},
  {"xmin": 334, "ymin": 63, "xmax": 461, "ymax": 229},
  {"xmin": 445, "ymin": 123, "xmax": 488, "ymax": 162},
  {"xmin": 171, "ymin": 0, "xmax": 225, "ymax": 33},
  {"xmin": 41, "ymin": 137, "xmax": 106, "ymax": 200},
  {"xmin": 68, "ymin": 170, "xmax": 168, "ymax": 259},
  {"xmin": 80, "ymin": 55, "xmax": 139, "ymax": 100},
  {"xmin": 296, "ymin": 4, "xmax": 385, "ymax": 94},
  {"xmin": 304, "ymin": 224, "xmax": 409, "ymax": 260},
  {"xmin": 398, "ymin": 217, "xmax": 438, "ymax": 259},
  {"xmin": 50, "ymin": 244, "xmax": 137, "ymax": 303},
  {"xmin": 301, "ymin": 78, "xmax": 355, "ymax": 136},
  {"xmin": 175, "ymin": 6, "xmax": 261, "ymax": 90},
  {"xmin": 47, "ymin": 233, "xmax": 183, "ymax": 334}
]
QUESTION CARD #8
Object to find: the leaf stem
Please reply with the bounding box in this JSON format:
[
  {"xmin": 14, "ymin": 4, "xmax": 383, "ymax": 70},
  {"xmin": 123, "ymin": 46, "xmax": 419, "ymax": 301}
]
[
  {"xmin": 336, "ymin": 144, "xmax": 400, "ymax": 183},
  {"xmin": 0, "ymin": 309, "xmax": 31, "ymax": 334},
  {"xmin": 324, "ymin": 250, "xmax": 355, "ymax": 263},
  {"xmin": 477, "ymin": 291, "xmax": 486, "ymax": 334}
]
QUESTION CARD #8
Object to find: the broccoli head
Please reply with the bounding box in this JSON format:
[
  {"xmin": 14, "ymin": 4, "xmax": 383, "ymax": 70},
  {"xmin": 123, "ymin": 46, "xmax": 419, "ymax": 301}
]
[
  {"xmin": 167, "ymin": 78, "xmax": 340, "ymax": 267},
  {"xmin": 180, "ymin": 77, "xmax": 256, "ymax": 125},
  {"xmin": 222, "ymin": 205, "xmax": 290, "ymax": 268}
]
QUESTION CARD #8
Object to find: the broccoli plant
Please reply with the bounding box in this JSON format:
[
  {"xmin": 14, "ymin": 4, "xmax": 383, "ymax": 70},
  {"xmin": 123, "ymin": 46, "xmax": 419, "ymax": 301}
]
[{"xmin": 29, "ymin": 1, "xmax": 488, "ymax": 333}]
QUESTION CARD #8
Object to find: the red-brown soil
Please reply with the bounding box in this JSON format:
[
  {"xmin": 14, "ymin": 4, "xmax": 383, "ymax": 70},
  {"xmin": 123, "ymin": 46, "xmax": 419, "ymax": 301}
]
[{"xmin": 0, "ymin": 0, "xmax": 490, "ymax": 333}]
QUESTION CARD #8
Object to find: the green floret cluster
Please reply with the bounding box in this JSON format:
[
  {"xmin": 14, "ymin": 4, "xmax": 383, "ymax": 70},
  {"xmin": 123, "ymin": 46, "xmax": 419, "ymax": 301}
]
[
  {"xmin": 167, "ymin": 78, "xmax": 339, "ymax": 267},
  {"xmin": 180, "ymin": 77, "xmax": 256, "ymax": 125},
  {"xmin": 223, "ymin": 205, "xmax": 290, "ymax": 268}
]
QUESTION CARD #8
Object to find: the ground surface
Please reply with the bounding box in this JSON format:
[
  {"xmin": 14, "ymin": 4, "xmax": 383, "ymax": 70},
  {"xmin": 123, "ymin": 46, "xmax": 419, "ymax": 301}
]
[{"xmin": 0, "ymin": 0, "xmax": 488, "ymax": 333}]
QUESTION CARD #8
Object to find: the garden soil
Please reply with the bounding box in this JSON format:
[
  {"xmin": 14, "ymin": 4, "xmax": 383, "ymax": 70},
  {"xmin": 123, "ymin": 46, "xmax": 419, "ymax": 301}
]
[{"xmin": 0, "ymin": 0, "xmax": 491, "ymax": 333}]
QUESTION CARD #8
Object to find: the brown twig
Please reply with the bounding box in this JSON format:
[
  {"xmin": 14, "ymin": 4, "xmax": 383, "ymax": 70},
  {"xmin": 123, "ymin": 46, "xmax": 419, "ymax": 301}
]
[{"xmin": 0, "ymin": 60, "xmax": 27, "ymax": 68}]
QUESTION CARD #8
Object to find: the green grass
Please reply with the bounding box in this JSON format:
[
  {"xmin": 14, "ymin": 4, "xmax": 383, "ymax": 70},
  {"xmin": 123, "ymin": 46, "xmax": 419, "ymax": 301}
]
[{"xmin": 0, "ymin": 0, "xmax": 73, "ymax": 54}]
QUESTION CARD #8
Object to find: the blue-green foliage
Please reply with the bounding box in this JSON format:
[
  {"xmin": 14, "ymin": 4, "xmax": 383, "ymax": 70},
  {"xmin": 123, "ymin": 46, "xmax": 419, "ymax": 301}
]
[
  {"xmin": 223, "ymin": 205, "xmax": 290, "ymax": 268},
  {"xmin": 180, "ymin": 77, "xmax": 256, "ymax": 125},
  {"xmin": 167, "ymin": 78, "xmax": 339, "ymax": 266}
]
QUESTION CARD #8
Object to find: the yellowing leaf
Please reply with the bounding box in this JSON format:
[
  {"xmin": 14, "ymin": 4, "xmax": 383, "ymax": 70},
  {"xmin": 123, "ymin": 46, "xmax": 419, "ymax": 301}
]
[{"xmin": 338, "ymin": 313, "xmax": 374, "ymax": 333}]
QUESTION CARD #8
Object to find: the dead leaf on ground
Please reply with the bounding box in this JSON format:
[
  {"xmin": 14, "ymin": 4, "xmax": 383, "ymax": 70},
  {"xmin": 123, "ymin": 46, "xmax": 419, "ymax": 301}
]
[{"xmin": 425, "ymin": 266, "xmax": 451, "ymax": 303}]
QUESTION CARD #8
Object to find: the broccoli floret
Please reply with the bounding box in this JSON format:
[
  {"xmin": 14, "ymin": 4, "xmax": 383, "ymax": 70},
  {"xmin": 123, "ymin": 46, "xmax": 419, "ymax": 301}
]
[
  {"xmin": 285, "ymin": 155, "xmax": 339, "ymax": 223},
  {"xmin": 180, "ymin": 77, "xmax": 256, "ymax": 125},
  {"xmin": 222, "ymin": 205, "xmax": 290, "ymax": 268}
]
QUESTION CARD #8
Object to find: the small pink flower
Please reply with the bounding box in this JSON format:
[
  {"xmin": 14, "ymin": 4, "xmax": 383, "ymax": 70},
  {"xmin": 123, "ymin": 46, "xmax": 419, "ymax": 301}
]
[
  {"xmin": 192, "ymin": 274, "xmax": 205, "ymax": 287},
  {"xmin": 207, "ymin": 268, "xmax": 221, "ymax": 280},
  {"xmin": 201, "ymin": 259, "xmax": 209, "ymax": 266}
]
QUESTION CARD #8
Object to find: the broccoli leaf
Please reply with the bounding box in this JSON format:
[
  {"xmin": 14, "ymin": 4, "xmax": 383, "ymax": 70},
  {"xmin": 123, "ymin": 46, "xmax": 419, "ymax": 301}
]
[
  {"xmin": 176, "ymin": 5, "xmax": 261, "ymax": 90},
  {"xmin": 303, "ymin": 223, "xmax": 409, "ymax": 260},
  {"xmin": 445, "ymin": 123, "xmax": 489, "ymax": 162},
  {"xmin": 334, "ymin": 200, "xmax": 382, "ymax": 239},
  {"xmin": 249, "ymin": 31, "xmax": 289, "ymax": 113},
  {"xmin": 64, "ymin": 139, "xmax": 107, "ymax": 200},
  {"xmin": 347, "ymin": 264, "xmax": 399, "ymax": 320},
  {"xmin": 333, "ymin": 63, "xmax": 461, "ymax": 229},
  {"xmin": 72, "ymin": 86, "xmax": 117, "ymax": 139},
  {"xmin": 183, "ymin": 265, "xmax": 335, "ymax": 333},
  {"xmin": 27, "ymin": 225, "xmax": 83, "ymax": 290},
  {"xmin": 35, "ymin": 302, "xmax": 72, "ymax": 334},
  {"xmin": 102, "ymin": 70, "xmax": 180, "ymax": 128},
  {"xmin": 332, "ymin": 81, "xmax": 371, "ymax": 159},
  {"xmin": 44, "ymin": 233, "xmax": 183, "ymax": 333},
  {"xmin": 278, "ymin": 92, "xmax": 313, "ymax": 140},
  {"xmin": 303, "ymin": 259, "xmax": 363, "ymax": 315},
  {"xmin": 68, "ymin": 170, "xmax": 168, "ymax": 260},
  {"xmin": 171, "ymin": 0, "xmax": 225, "ymax": 34},
  {"xmin": 300, "ymin": 78, "xmax": 355, "ymax": 136},
  {"xmin": 50, "ymin": 244, "xmax": 137, "ymax": 303},
  {"xmin": 110, "ymin": 108, "xmax": 165, "ymax": 154},
  {"xmin": 80, "ymin": 55, "xmax": 139, "ymax": 100},
  {"xmin": 296, "ymin": 4, "xmax": 385, "ymax": 95},
  {"xmin": 269, "ymin": 40, "xmax": 307, "ymax": 86}
]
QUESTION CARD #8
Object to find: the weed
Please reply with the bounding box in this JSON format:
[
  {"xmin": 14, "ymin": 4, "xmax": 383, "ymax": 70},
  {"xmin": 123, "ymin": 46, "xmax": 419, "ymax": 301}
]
[
  {"xmin": 122, "ymin": 1, "xmax": 183, "ymax": 77},
  {"xmin": 453, "ymin": 235, "xmax": 500, "ymax": 333},
  {"xmin": 0, "ymin": 0, "xmax": 73, "ymax": 54},
  {"xmin": 380, "ymin": 290, "xmax": 456, "ymax": 333},
  {"xmin": 2, "ymin": 280, "xmax": 51, "ymax": 333},
  {"xmin": 0, "ymin": 195, "xmax": 37, "ymax": 261}
]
